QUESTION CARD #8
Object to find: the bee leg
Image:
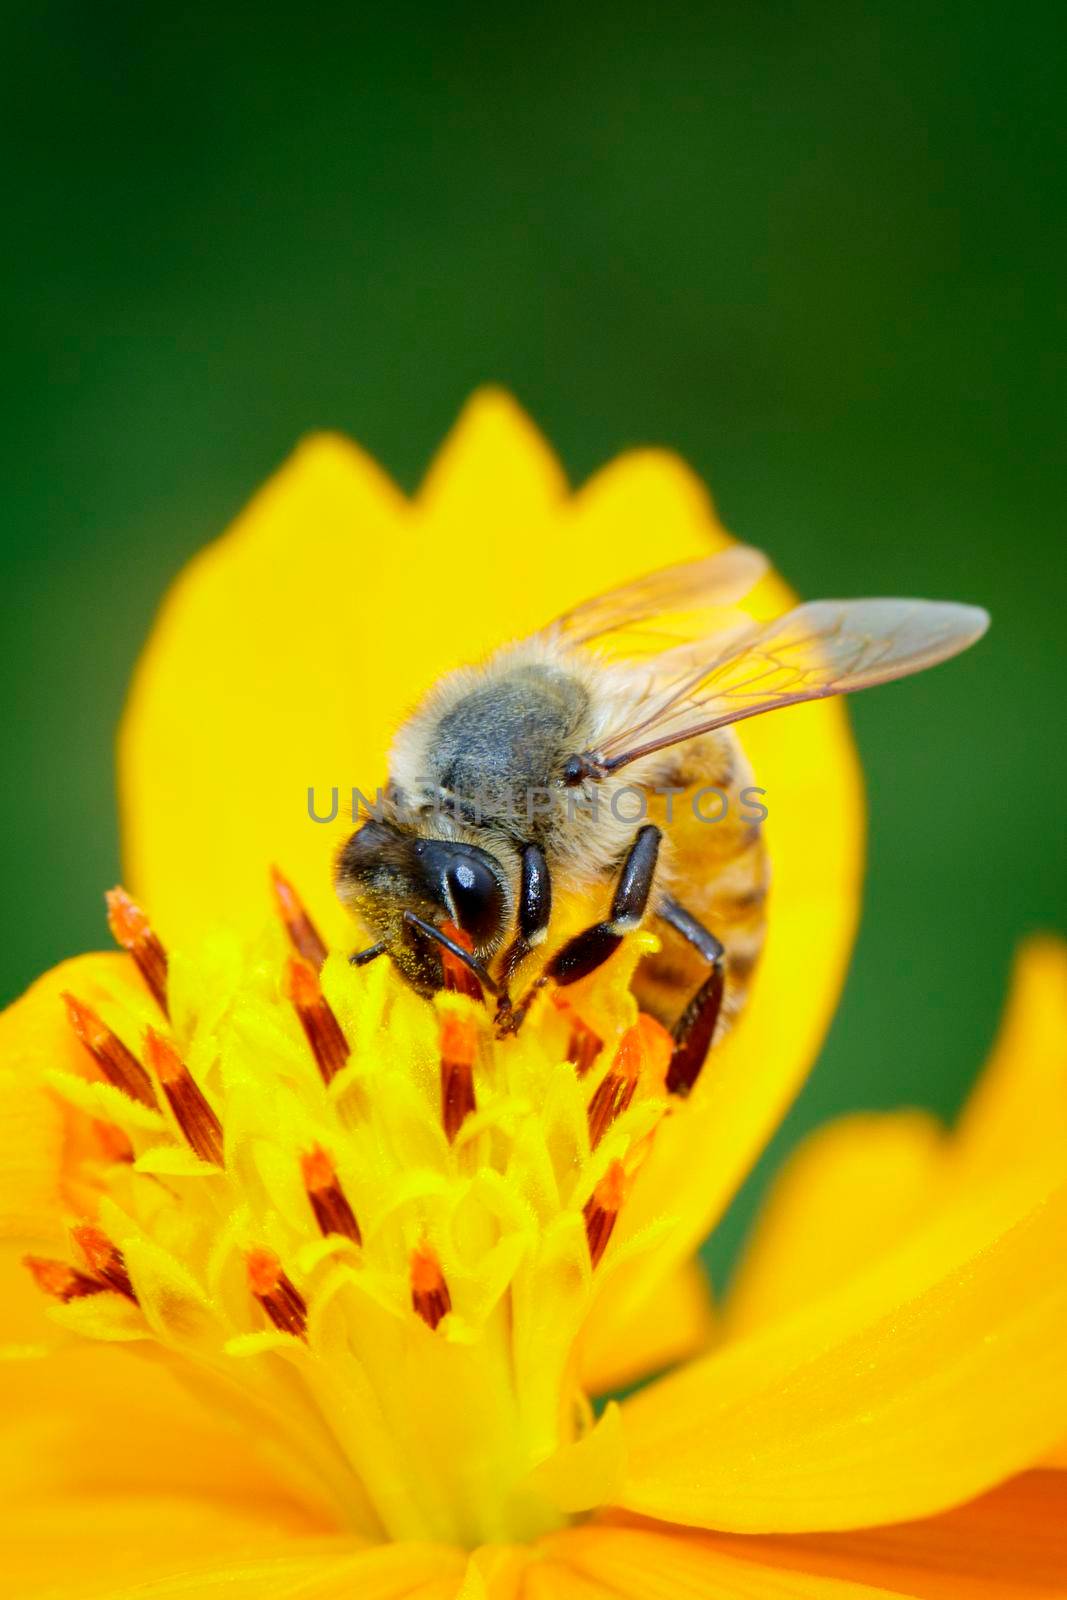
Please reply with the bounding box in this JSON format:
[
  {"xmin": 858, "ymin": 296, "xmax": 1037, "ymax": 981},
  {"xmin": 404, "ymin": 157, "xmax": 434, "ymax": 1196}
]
[
  {"xmin": 494, "ymin": 844, "xmax": 552, "ymax": 1025},
  {"xmin": 655, "ymin": 894, "xmax": 725, "ymax": 1096},
  {"xmin": 500, "ymin": 826, "xmax": 661, "ymax": 1037}
]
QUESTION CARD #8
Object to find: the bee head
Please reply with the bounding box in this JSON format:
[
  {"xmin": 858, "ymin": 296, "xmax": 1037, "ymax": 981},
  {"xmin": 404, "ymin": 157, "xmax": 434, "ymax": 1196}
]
[{"xmin": 335, "ymin": 820, "xmax": 510, "ymax": 994}]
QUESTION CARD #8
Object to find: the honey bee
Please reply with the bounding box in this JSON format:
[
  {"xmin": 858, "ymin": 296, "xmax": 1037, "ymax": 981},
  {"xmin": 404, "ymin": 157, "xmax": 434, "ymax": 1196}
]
[{"xmin": 336, "ymin": 548, "xmax": 987, "ymax": 1093}]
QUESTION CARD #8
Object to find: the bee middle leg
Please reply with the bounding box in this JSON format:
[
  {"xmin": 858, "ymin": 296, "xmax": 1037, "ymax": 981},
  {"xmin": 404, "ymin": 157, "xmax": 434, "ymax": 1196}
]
[
  {"xmin": 499, "ymin": 825, "xmax": 661, "ymax": 1036},
  {"xmin": 654, "ymin": 893, "xmax": 725, "ymax": 1097}
]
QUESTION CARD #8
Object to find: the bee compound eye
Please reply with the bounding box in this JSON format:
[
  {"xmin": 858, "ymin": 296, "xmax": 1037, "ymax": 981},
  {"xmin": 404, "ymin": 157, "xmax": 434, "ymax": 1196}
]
[{"xmin": 444, "ymin": 854, "xmax": 506, "ymax": 945}]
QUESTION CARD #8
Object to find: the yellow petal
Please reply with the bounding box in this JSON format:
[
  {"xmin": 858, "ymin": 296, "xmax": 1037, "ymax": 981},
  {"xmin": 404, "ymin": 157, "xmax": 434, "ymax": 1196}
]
[
  {"xmin": 13, "ymin": 1513, "xmax": 459, "ymax": 1600},
  {"xmin": 702, "ymin": 1470, "xmax": 1067, "ymax": 1598},
  {"xmin": 580, "ymin": 1258, "xmax": 714, "ymax": 1395},
  {"xmin": 722, "ymin": 934, "xmax": 1067, "ymax": 1342},
  {"xmin": 723, "ymin": 1110, "xmax": 945, "ymax": 1339},
  {"xmin": 0, "ymin": 950, "xmax": 141, "ymax": 1338},
  {"xmin": 119, "ymin": 430, "xmax": 406, "ymax": 948},
  {"xmin": 535, "ymin": 1471, "xmax": 1067, "ymax": 1598},
  {"xmin": 532, "ymin": 1519, "xmax": 889, "ymax": 1597},
  {"xmin": 618, "ymin": 1162, "xmax": 1067, "ymax": 1531},
  {"xmin": 0, "ymin": 1339, "xmax": 464, "ymax": 1599},
  {"xmin": 456, "ymin": 1544, "xmax": 532, "ymax": 1600},
  {"xmin": 955, "ymin": 935, "xmax": 1067, "ymax": 1176}
]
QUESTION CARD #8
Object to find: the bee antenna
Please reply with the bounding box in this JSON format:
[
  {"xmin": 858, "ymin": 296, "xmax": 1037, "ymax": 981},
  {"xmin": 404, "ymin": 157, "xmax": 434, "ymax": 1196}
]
[
  {"xmin": 349, "ymin": 941, "xmax": 387, "ymax": 967},
  {"xmin": 402, "ymin": 911, "xmax": 501, "ymax": 998}
]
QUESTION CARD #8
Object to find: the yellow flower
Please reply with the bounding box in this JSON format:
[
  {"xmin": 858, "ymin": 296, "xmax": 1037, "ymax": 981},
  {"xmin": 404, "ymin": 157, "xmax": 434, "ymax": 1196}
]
[{"xmin": 4, "ymin": 392, "xmax": 1066, "ymax": 1597}]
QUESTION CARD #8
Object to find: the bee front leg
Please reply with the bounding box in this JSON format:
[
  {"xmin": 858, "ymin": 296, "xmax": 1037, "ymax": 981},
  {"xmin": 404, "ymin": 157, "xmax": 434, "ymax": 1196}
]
[
  {"xmin": 655, "ymin": 894, "xmax": 725, "ymax": 1096},
  {"xmin": 494, "ymin": 843, "xmax": 553, "ymax": 1026},
  {"xmin": 499, "ymin": 825, "xmax": 661, "ymax": 1037}
]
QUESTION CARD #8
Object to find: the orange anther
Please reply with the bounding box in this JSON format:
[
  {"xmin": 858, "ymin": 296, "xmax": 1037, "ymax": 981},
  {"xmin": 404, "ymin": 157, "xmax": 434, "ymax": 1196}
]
[
  {"xmin": 105, "ymin": 887, "xmax": 169, "ymax": 1015},
  {"xmin": 410, "ymin": 1242, "xmax": 451, "ymax": 1330},
  {"xmin": 247, "ymin": 1246, "xmax": 307, "ymax": 1338},
  {"xmin": 246, "ymin": 1246, "xmax": 283, "ymax": 1297},
  {"xmin": 439, "ymin": 921, "xmax": 483, "ymax": 1001},
  {"xmin": 143, "ymin": 1028, "xmax": 182, "ymax": 1084},
  {"xmin": 105, "ymin": 886, "xmax": 151, "ymax": 945},
  {"xmin": 270, "ymin": 866, "xmax": 328, "ymax": 971},
  {"xmin": 144, "ymin": 1028, "xmax": 224, "ymax": 1165},
  {"xmin": 583, "ymin": 1159, "xmax": 629, "ymax": 1267},
  {"xmin": 300, "ymin": 1146, "xmax": 361, "ymax": 1243},
  {"xmin": 71, "ymin": 1223, "xmax": 136, "ymax": 1300},
  {"xmin": 594, "ymin": 1159, "xmax": 629, "ymax": 1213},
  {"xmin": 299, "ymin": 1144, "xmax": 336, "ymax": 1193},
  {"xmin": 24, "ymin": 1255, "xmax": 103, "ymax": 1303},
  {"xmin": 439, "ymin": 1010, "xmax": 478, "ymax": 1069},
  {"xmin": 62, "ymin": 992, "xmax": 157, "ymax": 1108},
  {"xmin": 285, "ymin": 956, "xmax": 322, "ymax": 1009},
  {"xmin": 285, "ymin": 959, "xmax": 350, "ymax": 1084},
  {"xmin": 438, "ymin": 1010, "xmax": 478, "ymax": 1142}
]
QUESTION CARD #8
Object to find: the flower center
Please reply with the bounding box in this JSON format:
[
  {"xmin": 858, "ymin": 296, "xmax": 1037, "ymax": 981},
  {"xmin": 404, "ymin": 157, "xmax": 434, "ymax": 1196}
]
[{"xmin": 27, "ymin": 873, "xmax": 680, "ymax": 1547}]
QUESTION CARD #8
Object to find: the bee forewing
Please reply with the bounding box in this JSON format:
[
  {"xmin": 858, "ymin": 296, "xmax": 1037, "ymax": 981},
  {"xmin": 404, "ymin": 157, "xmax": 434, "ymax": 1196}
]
[
  {"xmin": 545, "ymin": 544, "xmax": 769, "ymax": 649},
  {"xmin": 595, "ymin": 597, "xmax": 990, "ymax": 770}
]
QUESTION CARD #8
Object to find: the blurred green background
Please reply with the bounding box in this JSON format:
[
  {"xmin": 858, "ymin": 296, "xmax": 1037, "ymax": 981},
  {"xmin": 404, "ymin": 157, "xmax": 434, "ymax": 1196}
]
[{"xmin": 4, "ymin": 2, "xmax": 1065, "ymax": 1274}]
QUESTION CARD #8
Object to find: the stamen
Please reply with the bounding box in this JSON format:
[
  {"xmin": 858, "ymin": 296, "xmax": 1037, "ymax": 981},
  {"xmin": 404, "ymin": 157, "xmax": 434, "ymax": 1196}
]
[
  {"xmin": 410, "ymin": 1242, "xmax": 451, "ymax": 1330},
  {"xmin": 246, "ymin": 1247, "xmax": 307, "ymax": 1338},
  {"xmin": 586, "ymin": 1029, "xmax": 642, "ymax": 1149},
  {"xmin": 270, "ymin": 865, "xmax": 328, "ymax": 971},
  {"xmin": 106, "ymin": 887, "xmax": 169, "ymax": 1015},
  {"xmin": 585, "ymin": 1016, "xmax": 672, "ymax": 1148},
  {"xmin": 551, "ymin": 993, "xmax": 602, "ymax": 1077},
  {"xmin": 439, "ymin": 1011, "xmax": 478, "ymax": 1142},
  {"xmin": 301, "ymin": 1145, "xmax": 362, "ymax": 1244},
  {"xmin": 24, "ymin": 1255, "xmax": 105, "ymax": 1303},
  {"xmin": 62, "ymin": 992, "xmax": 158, "ymax": 1108},
  {"xmin": 439, "ymin": 921, "xmax": 484, "ymax": 1002},
  {"xmin": 144, "ymin": 1029, "xmax": 224, "ymax": 1165},
  {"xmin": 71, "ymin": 1224, "xmax": 136, "ymax": 1300},
  {"xmin": 583, "ymin": 1160, "xmax": 628, "ymax": 1268},
  {"xmin": 285, "ymin": 958, "xmax": 350, "ymax": 1084}
]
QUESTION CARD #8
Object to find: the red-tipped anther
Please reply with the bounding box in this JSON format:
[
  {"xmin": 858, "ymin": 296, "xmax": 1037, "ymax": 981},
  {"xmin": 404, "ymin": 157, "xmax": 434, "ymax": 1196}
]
[
  {"xmin": 246, "ymin": 1247, "xmax": 307, "ymax": 1338},
  {"xmin": 439, "ymin": 921, "xmax": 484, "ymax": 1002},
  {"xmin": 143, "ymin": 1029, "xmax": 224, "ymax": 1165},
  {"xmin": 585, "ymin": 1015, "xmax": 674, "ymax": 1149},
  {"xmin": 583, "ymin": 1160, "xmax": 628, "ymax": 1268},
  {"xmin": 62, "ymin": 992, "xmax": 158, "ymax": 1108},
  {"xmin": 410, "ymin": 1242, "xmax": 451, "ymax": 1330},
  {"xmin": 24, "ymin": 1255, "xmax": 105, "ymax": 1303},
  {"xmin": 106, "ymin": 888, "xmax": 169, "ymax": 1015},
  {"xmin": 551, "ymin": 993, "xmax": 602, "ymax": 1077},
  {"xmin": 300, "ymin": 1145, "xmax": 362, "ymax": 1245},
  {"xmin": 438, "ymin": 1010, "xmax": 478, "ymax": 1142},
  {"xmin": 568, "ymin": 1018, "xmax": 603, "ymax": 1076},
  {"xmin": 586, "ymin": 1035, "xmax": 641, "ymax": 1150},
  {"xmin": 71, "ymin": 1224, "xmax": 136, "ymax": 1300},
  {"xmin": 270, "ymin": 866, "xmax": 329, "ymax": 971},
  {"xmin": 285, "ymin": 958, "xmax": 350, "ymax": 1084}
]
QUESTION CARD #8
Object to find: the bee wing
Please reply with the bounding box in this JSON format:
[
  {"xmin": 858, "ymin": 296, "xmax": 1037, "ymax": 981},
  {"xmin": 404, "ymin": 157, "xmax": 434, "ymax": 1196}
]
[
  {"xmin": 593, "ymin": 598, "xmax": 990, "ymax": 771},
  {"xmin": 544, "ymin": 545, "xmax": 769, "ymax": 651}
]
